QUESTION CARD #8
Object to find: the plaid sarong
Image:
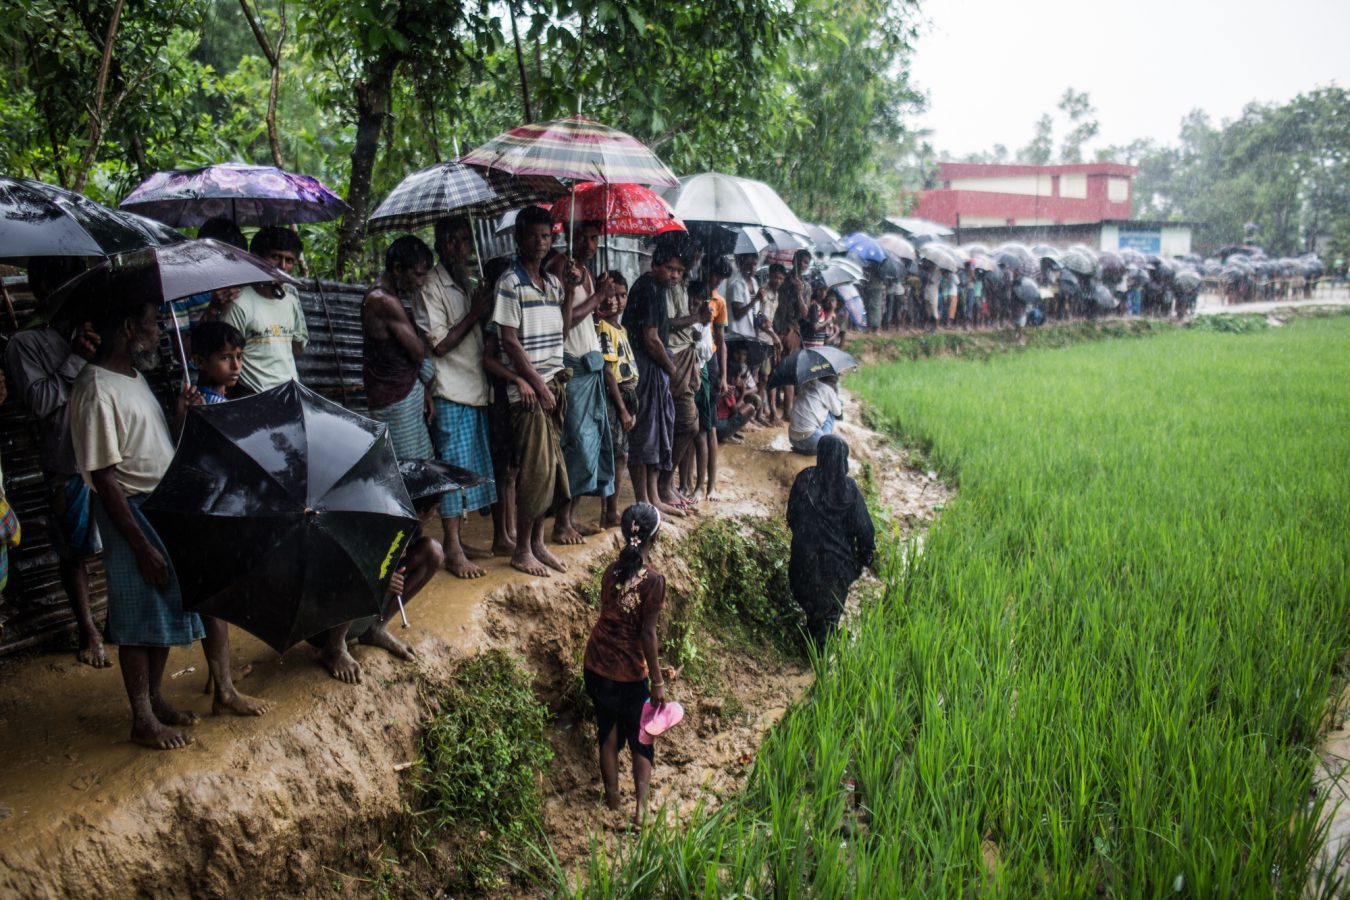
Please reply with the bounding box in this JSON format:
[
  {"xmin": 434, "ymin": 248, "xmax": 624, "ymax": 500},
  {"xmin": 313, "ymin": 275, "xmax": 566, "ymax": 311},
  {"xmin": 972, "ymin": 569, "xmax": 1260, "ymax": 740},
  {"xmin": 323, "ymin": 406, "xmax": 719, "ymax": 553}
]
[
  {"xmin": 92, "ymin": 495, "xmax": 204, "ymax": 647},
  {"xmin": 368, "ymin": 380, "xmax": 435, "ymax": 462},
  {"xmin": 0, "ymin": 499, "xmax": 19, "ymax": 593},
  {"xmin": 431, "ymin": 398, "xmax": 497, "ymax": 517}
]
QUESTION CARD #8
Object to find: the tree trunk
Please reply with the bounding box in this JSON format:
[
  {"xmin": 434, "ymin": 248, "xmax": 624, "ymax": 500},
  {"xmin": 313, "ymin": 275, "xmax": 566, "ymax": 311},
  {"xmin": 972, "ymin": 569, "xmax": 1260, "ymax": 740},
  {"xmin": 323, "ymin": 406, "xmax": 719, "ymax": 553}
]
[
  {"xmin": 239, "ymin": 0, "xmax": 286, "ymax": 168},
  {"xmin": 335, "ymin": 57, "xmax": 395, "ymax": 279},
  {"xmin": 71, "ymin": 0, "xmax": 126, "ymax": 193}
]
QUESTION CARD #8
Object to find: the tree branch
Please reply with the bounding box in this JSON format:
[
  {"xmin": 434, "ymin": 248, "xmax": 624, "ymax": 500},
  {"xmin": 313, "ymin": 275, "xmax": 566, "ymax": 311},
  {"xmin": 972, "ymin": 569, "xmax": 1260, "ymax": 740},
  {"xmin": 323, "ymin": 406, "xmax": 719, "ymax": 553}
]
[{"xmin": 72, "ymin": 0, "xmax": 125, "ymax": 193}]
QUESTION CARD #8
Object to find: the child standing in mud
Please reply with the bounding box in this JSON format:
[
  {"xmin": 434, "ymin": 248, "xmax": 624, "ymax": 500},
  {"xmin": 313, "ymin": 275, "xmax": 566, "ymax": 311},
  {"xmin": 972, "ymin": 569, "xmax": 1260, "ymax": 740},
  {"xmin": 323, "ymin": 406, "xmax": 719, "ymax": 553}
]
[{"xmin": 582, "ymin": 502, "xmax": 668, "ymax": 826}]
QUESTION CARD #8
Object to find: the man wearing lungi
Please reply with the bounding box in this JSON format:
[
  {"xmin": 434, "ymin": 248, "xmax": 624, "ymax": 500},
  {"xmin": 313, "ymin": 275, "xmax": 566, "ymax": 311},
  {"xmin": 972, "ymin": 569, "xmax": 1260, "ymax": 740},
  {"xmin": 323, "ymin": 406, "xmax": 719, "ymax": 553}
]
[
  {"xmin": 363, "ymin": 236, "xmax": 436, "ymax": 461},
  {"xmin": 414, "ymin": 216, "xmax": 498, "ymax": 579},
  {"xmin": 492, "ymin": 206, "xmax": 572, "ymax": 578}
]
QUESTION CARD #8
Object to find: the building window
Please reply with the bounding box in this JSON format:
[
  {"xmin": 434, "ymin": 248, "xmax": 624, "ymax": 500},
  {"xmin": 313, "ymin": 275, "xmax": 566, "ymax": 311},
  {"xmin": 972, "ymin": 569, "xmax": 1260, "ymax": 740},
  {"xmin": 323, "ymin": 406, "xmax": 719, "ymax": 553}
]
[
  {"xmin": 1060, "ymin": 174, "xmax": 1087, "ymax": 199},
  {"xmin": 1107, "ymin": 177, "xmax": 1129, "ymax": 203}
]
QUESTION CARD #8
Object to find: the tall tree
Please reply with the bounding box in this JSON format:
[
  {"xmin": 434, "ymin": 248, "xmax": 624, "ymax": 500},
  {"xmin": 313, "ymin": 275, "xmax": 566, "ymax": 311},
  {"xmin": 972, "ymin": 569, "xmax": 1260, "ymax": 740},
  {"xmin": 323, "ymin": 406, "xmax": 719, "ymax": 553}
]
[
  {"xmin": 1017, "ymin": 114, "xmax": 1053, "ymax": 165},
  {"xmin": 1057, "ymin": 88, "xmax": 1098, "ymax": 163}
]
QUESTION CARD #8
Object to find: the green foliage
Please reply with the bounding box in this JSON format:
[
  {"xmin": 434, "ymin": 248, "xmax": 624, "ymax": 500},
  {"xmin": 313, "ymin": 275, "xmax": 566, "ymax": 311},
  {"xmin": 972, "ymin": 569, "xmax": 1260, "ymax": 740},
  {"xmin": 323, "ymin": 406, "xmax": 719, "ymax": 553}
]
[
  {"xmin": 559, "ymin": 317, "xmax": 1350, "ymax": 896},
  {"xmin": 851, "ymin": 316, "xmax": 1171, "ymax": 363},
  {"xmin": 664, "ymin": 516, "xmax": 806, "ymax": 671},
  {"xmin": 1188, "ymin": 312, "xmax": 1270, "ymax": 334},
  {"xmin": 415, "ymin": 650, "xmax": 551, "ymax": 838}
]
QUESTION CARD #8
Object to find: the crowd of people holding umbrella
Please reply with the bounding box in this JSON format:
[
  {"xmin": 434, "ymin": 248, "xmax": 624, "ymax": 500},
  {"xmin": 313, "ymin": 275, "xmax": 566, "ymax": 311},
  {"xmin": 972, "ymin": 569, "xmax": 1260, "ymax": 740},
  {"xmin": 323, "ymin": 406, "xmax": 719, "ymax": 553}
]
[{"xmin": 0, "ymin": 112, "xmax": 863, "ymax": 763}]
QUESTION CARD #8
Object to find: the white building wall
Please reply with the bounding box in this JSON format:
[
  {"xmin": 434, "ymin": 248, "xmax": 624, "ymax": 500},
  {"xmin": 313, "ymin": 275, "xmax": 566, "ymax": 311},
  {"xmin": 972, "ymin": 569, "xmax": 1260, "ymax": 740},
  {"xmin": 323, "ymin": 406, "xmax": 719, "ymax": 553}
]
[
  {"xmin": 1160, "ymin": 227, "xmax": 1192, "ymax": 256},
  {"xmin": 949, "ymin": 175, "xmax": 1054, "ymax": 196},
  {"xmin": 1099, "ymin": 224, "xmax": 1120, "ymax": 251}
]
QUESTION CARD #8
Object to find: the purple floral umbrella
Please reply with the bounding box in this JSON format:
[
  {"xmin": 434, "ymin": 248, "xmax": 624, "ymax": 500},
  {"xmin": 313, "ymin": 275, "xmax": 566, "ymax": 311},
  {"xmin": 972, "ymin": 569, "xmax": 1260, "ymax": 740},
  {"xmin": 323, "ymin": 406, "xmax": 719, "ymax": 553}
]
[{"xmin": 120, "ymin": 162, "xmax": 351, "ymax": 228}]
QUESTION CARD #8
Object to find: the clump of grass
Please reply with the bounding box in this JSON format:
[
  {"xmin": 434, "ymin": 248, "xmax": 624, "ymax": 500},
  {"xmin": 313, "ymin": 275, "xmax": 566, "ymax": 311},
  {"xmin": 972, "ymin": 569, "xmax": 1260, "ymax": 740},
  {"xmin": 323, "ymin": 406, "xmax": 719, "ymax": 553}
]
[
  {"xmin": 851, "ymin": 317, "xmax": 1170, "ymax": 363},
  {"xmin": 414, "ymin": 650, "xmax": 552, "ymax": 893},
  {"xmin": 1189, "ymin": 312, "xmax": 1270, "ymax": 333},
  {"xmin": 559, "ymin": 315, "xmax": 1350, "ymax": 896}
]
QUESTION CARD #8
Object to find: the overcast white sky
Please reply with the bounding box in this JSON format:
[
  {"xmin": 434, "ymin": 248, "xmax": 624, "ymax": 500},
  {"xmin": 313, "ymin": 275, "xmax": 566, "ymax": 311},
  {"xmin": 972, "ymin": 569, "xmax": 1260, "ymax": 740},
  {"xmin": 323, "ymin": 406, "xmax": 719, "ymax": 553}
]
[{"xmin": 908, "ymin": 0, "xmax": 1350, "ymax": 160}]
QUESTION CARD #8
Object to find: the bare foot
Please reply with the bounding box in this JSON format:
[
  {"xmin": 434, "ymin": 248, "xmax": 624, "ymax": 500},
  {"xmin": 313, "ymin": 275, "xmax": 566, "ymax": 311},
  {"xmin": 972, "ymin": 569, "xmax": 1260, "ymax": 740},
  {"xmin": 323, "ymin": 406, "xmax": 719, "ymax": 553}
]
[
  {"xmin": 212, "ymin": 689, "xmax": 270, "ymax": 717},
  {"xmin": 551, "ymin": 523, "xmax": 585, "ymax": 545},
  {"xmin": 358, "ymin": 622, "xmax": 416, "ymax": 661},
  {"xmin": 654, "ymin": 500, "xmax": 687, "ymax": 518},
  {"xmin": 202, "ymin": 663, "xmax": 252, "ymax": 695},
  {"xmin": 321, "ymin": 644, "xmax": 362, "ymax": 684},
  {"xmin": 76, "ymin": 635, "xmax": 111, "ymax": 669},
  {"xmin": 150, "ymin": 696, "xmax": 199, "ymax": 727},
  {"xmin": 491, "ymin": 537, "xmax": 517, "ymax": 556},
  {"xmin": 510, "ymin": 550, "xmax": 551, "ymax": 578},
  {"xmin": 131, "ymin": 720, "xmax": 194, "ymax": 751},
  {"xmin": 444, "ymin": 552, "xmax": 486, "ymax": 579},
  {"xmin": 462, "ymin": 543, "xmax": 493, "ymax": 560},
  {"xmin": 600, "ymin": 513, "xmax": 621, "ymax": 528},
  {"xmin": 532, "ymin": 541, "xmax": 568, "ymax": 573},
  {"xmin": 576, "ymin": 522, "xmax": 603, "ymax": 536}
]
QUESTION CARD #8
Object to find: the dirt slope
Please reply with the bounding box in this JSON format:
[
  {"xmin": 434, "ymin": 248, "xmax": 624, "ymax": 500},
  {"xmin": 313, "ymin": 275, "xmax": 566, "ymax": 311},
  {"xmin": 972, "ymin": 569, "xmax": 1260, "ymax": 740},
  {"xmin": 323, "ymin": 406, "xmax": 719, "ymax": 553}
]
[{"xmin": 0, "ymin": 391, "xmax": 943, "ymax": 898}]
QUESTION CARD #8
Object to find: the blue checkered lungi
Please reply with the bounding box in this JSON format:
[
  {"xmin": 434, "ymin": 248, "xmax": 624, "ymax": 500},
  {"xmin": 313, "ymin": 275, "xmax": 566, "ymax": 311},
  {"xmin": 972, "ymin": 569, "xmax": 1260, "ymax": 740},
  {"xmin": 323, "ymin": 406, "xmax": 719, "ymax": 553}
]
[
  {"xmin": 431, "ymin": 398, "xmax": 497, "ymax": 517},
  {"xmin": 92, "ymin": 494, "xmax": 205, "ymax": 647},
  {"xmin": 368, "ymin": 380, "xmax": 435, "ymax": 462}
]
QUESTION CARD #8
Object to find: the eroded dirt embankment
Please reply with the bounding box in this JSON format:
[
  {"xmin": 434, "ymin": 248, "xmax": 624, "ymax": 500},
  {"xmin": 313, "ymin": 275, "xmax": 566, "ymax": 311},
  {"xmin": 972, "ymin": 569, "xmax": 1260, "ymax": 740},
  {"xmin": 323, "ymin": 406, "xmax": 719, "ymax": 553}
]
[{"xmin": 0, "ymin": 391, "xmax": 945, "ymax": 898}]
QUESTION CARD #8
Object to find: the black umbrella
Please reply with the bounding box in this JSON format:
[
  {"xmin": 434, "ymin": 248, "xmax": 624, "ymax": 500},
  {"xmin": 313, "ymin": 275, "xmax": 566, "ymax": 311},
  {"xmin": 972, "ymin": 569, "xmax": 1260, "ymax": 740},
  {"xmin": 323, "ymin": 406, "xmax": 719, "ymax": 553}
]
[
  {"xmin": 766, "ymin": 345, "xmax": 859, "ymax": 389},
  {"xmin": 398, "ymin": 458, "xmax": 490, "ymax": 503},
  {"xmin": 142, "ymin": 382, "xmax": 420, "ymax": 654},
  {"xmin": 1012, "ymin": 276, "xmax": 1041, "ymax": 306},
  {"xmin": 0, "ymin": 175, "xmax": 181, "ymax": 261}
]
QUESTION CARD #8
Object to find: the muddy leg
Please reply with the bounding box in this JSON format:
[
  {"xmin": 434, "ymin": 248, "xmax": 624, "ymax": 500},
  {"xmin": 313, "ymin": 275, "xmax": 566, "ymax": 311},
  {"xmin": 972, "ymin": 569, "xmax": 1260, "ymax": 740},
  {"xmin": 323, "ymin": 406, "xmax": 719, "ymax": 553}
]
[
  {"xmin": 603, "ymin": 455, "xmax": 627, "ymax": 527},
  {"xmin": 61, "ymin": 557, "xmax": 109, "ymax": 668},
  {"xmin": 599, "ymin": 724, "xmax": 621, "ymax": 811},
  {"xmin": 531, "ymin": 518, "xmax": 567, "ymax": 573},
  {"xmin": 705, "ymin": 429, "xmax": 720, "ymax": 500},
  {"xmin": 551, "ymin": 498, "xmax": 585, "ymax": 545},
  {"xmin": 121, "ymin": 645, "xmax": 193, "ymax": 750},
  {"xmin": 203, "ymin": 617, "xmax": 269, "ymax": 716},
  {"xmin": 632, "ymin": 747, "xmax": 654, "ymax": 826},
  {"xmin": 510, "ymin": 517, "xmax": 552, "ymax": 577}
]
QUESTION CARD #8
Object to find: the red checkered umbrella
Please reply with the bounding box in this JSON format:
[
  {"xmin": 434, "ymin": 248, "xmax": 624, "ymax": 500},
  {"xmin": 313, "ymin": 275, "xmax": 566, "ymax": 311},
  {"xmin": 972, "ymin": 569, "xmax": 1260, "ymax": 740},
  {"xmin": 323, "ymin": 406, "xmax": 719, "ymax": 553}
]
[
  {"xmin": 550, "ymin": 182, "xmax": 685, "ymax": 236},
  {"xmin": 460, "ymin": 115, "xmax": 678, "ymax": 187}
]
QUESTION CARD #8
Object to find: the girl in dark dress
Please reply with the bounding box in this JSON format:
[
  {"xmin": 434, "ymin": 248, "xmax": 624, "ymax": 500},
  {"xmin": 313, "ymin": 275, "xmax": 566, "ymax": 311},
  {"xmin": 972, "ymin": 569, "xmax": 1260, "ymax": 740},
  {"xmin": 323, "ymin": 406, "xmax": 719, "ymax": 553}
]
[
  {"xmin": 582, "ymin": 502, "xmax": 668, "ymax": 823},
  {"xmin": 785, "ymin": 435, "xmax": 875, "ymax": 648}
]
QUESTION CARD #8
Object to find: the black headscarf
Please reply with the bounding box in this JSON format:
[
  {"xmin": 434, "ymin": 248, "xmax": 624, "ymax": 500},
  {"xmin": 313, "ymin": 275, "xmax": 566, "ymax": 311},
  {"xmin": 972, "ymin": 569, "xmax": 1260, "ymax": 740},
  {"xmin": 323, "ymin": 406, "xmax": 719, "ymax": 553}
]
[{"xmin": 803, "ymin": 434, "xmax": 854, "ymax": 517}]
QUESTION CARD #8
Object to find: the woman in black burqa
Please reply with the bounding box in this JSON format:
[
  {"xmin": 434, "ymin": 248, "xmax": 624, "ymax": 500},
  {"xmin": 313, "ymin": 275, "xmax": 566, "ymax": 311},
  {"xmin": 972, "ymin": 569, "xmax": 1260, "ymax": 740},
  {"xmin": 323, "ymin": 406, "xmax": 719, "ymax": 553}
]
[{"xmin": 785, "ymin": 434, "xmax": 875, "ymax": 648}]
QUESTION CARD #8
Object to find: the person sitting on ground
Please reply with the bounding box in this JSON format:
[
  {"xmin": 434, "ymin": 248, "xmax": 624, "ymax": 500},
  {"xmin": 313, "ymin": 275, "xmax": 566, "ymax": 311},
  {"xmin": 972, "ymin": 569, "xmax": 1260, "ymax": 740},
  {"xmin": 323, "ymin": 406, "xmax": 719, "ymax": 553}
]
[
  {"xmin": 220, "ymin": 226, "xmax": 309, "ymax": 396},
  {"xmin": 596, "ymin": 272, "xmax": 637, "ymax": 530},
  {"xmin": 582, "ymin": 501, "xmax": 668, "ymax": 826},
  {"xmin": 4, "ymin": 256, "xmax": 109, "ymax": 667},
  {"xmin": 492, "ymin": 205, "xmax": 572, "ymax": 577},
  {"xmin": 715, "ymin": 363, "xmax": 758, "ymax": 445},
  {"xmin": 189, "ymin": 321, "xmax": 244, "ymax": 404},
  {"xmin": 545, "ymin": 220, "xmax": 617, "ymax": 545},
  {"xmin": 789, "ymin": 374, "xmax": 844, "ymax": 455},
  {"xmin": 786, "ymin": 434, "xmax": 874, "ymax": 649},
  {"xmin": 362, "ymin": 235, "xmax": 436, "ymax": 462},
  {"xmin": 312, "ymin": 492, "xmax": 444, "ymax": 684},
  {"xmin": 69, "ymin": 299, "xmax": 267, "ymax": 749},
  {"xmin": 413, "ymin": 216, "xmax": 498, "ymax": 579},
  {"xmin": 621, "ymin": 245, "xmax": 687, "ymax": 518}
]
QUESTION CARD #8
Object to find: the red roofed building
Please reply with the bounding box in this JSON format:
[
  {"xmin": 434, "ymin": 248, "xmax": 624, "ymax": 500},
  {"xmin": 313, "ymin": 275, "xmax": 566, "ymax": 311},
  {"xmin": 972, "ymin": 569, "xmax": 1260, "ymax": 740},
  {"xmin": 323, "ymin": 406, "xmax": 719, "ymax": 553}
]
[{"xmin": 915, "ymin": 162, "xmax": 1137, "ymax": 229}]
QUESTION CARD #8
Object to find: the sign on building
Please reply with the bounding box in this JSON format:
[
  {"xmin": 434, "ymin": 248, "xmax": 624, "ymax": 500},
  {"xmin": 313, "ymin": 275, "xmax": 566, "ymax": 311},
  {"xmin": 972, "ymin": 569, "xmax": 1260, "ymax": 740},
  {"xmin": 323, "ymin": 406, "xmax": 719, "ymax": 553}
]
[{"xmin": 1117, "ymin": 229, "xmax": 1161, "ymax": 253}]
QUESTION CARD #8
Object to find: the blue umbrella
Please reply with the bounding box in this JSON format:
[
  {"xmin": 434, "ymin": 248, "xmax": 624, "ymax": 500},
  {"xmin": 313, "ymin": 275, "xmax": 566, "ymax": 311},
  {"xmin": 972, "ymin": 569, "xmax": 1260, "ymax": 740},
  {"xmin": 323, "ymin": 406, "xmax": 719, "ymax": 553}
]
[{"xmin": 842, "ymin": 232, "xmax": 886, "ymax": 262}]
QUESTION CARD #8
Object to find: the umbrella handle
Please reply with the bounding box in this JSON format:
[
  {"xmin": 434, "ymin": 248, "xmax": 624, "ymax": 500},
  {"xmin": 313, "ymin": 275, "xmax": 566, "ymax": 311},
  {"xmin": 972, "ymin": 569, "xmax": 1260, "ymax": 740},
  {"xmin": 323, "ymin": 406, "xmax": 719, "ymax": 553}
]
[
  {"xmin": 394, "ymin": 594, "xmax": 409, "ymax": 628},
  {"xmin": 452, "ymin": 136, "xmax": 486, "ymax": 282},
  {"xmin": 167, "ymin": 305, "xmax": 191, "ymax": 390}
]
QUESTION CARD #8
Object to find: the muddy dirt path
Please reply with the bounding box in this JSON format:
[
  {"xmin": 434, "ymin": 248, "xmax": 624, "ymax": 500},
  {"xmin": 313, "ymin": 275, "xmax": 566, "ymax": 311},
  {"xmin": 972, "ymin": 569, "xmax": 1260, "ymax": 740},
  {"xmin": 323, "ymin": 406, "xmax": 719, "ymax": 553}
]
[{"xmin": 0, "ymin": 390, "xmax": 944, "ymax": 897}]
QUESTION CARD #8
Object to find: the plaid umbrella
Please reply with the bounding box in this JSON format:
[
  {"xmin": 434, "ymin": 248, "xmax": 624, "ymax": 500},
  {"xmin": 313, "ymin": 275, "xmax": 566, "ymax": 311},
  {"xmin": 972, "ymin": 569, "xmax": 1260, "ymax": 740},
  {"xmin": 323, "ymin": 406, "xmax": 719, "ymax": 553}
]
[
  {"xmin": 460, "ymin": 115, "xmax": 678, "ymax": 187},
  {"xmin": 368, "ymin": 162, "xmax": 566, "ymax": 234},
  {"xmin": 549, "ymin": 182, "xmax": 685, "ymax": 236},
  {"xmin": 121, "ymin": 162, "xmax": 350, "ymax": 227}
]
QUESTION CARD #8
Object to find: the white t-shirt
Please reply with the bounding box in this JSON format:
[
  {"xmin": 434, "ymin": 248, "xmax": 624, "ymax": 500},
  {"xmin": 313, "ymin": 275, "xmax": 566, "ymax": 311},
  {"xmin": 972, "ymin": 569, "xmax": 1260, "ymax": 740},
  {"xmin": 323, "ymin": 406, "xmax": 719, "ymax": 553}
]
[
  {"xmin": 789, "ymin": 379, "xmax": 843, "ymax": 444},
  {"xmin": 724, "ymin": 272, "xmax": 759, "ymax": 340},
  {"xmin": 415, "ymin": 263, "xmax": 489, "ymax": 407},
  {"xmin": 69, "ymin": 365, "xmax": 175, "ymax": 497},
  {"xmin": 219, "ymin": 284, "xmax": 309, "ymax": 392},
  {"xmin": 562, "ymin": 283, "xmax": 602, "ymax": 359}
]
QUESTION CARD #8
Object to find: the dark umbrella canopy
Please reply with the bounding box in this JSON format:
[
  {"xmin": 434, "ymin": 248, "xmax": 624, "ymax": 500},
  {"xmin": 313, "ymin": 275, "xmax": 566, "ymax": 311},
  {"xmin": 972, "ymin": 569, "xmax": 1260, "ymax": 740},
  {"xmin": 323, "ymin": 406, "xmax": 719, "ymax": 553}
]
[
  {"xmin": 1013, "ymin": 276, "xmax": 1041, "ymax": 306},
  {"xmin": 767, "ymin": 345, "xmax": 859, "ymax": 389},
  {"xmin": 1, "ymin": 175, "xmax": 181, "ymax": 260},
  {"xmin": 368, "ymin": 161, "xmax": 564, "ymax": 233},
  {"xmin": 398, "ymin": 459, "xmax": 489, "ymax": 503},
  {"xmin": 121, "ymin": 163, "xmax": 351, "ymax": 227},
  {"xmin": 142, "ymin": 382, "xmax": 419, "ymax": 654},
  {"xmin": 45, "ymin": 238, "xmax": 295, "ymax": 324}
]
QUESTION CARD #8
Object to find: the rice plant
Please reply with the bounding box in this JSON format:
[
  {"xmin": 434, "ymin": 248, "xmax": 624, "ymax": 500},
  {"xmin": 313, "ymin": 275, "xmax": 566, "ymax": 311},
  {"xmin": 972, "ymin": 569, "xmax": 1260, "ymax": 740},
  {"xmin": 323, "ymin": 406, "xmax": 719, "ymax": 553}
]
[{"xmin": 558, "ymin": 317, "xmax": 1350, "ymax": 897}]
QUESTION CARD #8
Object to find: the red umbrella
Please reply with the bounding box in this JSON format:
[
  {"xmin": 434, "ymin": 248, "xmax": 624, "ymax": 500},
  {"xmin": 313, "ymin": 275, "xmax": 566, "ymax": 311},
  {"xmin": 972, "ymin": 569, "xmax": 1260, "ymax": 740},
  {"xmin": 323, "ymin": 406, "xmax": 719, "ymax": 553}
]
[{"xmin": 550, "ymin": 182, "xmax": 685, "ymax": 236}]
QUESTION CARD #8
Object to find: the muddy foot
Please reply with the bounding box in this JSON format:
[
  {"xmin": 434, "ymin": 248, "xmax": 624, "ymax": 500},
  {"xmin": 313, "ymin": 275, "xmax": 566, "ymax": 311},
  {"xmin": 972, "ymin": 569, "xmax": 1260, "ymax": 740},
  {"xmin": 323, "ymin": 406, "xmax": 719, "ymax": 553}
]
[
  {"xmin": 359, "ymin": 622, "xmax": 416, "ymax": 661},
  {"xmin": 654, "ymin": 500, "xmax": 687, "ymax": 518},
  {"xmin": 76, "ymin": 636, "xmax": 111, "ymax": 669},
  {"xmin": 150, "ymin": 697, "xmax": 199, "ymax": 728},
  {"xmin": 322, "ymin": 644, "xmax": 363, "ymax": 684},
  {"xmin": 444, "ymin": 553, "xmax": 486, "ymax": 579},
  {"xmin": 462, "ymin": 542, "xmax": 493, "ymax": 560},
  {"xmin": 599, "ymin": 513, "xmax": 621, "ymax": 528},
  {"xmin": 532, "ymin": 542, "xmax": 568, "ymax": 573},
  {"xmin": 202, "ymin": 663, "xmax": 252, "ymax": 695},
  {"xmin": 551, "ymin": 524, "xmax": 585, "ymax": 546},
  {"xmin": 510, "ymin": 551, "xmax": 552, "ymax": 578},
  {"xmin": 491, "ymin": 538, "xmax": 517, "ymax": 556},
  {"xmin": 131, "ymin": 720, "xmax": 194, "ymax": 751},
  {"xmin": 212, "ymin": 689, "xmax": 270, "ymax": 717},
  {"xmin": 576, "ymin": 522, "xmax": 604, "ymax": 536}
]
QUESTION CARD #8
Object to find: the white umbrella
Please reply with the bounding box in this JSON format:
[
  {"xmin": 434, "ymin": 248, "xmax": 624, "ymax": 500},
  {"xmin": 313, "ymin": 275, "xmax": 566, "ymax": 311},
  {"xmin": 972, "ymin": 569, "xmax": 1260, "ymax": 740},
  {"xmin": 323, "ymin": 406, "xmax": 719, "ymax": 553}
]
[
  {"xmin": 877, "ymin": 233, "xmax": 916, "ymax": 261},
  {"xmin": 660, "ymin": 172, "xmax": 810, "ymax": 237},
  {"xmin": 919, "ymin": 243, "xmax": 961, "ymax": 272},
  {"xmin": 733, "ymin": 226, "xmax": 770, "ymax": 255}
]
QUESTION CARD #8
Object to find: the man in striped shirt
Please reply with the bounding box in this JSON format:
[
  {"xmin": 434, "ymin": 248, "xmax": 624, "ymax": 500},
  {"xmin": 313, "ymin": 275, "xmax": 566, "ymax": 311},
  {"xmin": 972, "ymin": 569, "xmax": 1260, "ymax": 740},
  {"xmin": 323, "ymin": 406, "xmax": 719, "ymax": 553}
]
[{"xmin": 492, "ymin": 205, "xmax": 575, "ymax": 578}]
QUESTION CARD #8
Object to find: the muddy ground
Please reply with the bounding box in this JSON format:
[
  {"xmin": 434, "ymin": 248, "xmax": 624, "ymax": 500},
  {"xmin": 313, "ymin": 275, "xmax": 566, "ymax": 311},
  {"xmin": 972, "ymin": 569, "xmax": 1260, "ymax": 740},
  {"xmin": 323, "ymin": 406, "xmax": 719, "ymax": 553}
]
[{"xmin": 0, "ymin": 391, "xmax": 945, "ymax": 898}]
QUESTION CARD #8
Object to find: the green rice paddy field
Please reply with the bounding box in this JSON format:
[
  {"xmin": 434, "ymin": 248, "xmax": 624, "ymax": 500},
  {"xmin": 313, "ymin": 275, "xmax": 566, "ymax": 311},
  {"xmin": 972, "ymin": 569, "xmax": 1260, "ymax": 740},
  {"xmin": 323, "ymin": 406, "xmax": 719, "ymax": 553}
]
[{"xmin": 566, "ymin": 316, "xmax": 1350, "ymax": 897}]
